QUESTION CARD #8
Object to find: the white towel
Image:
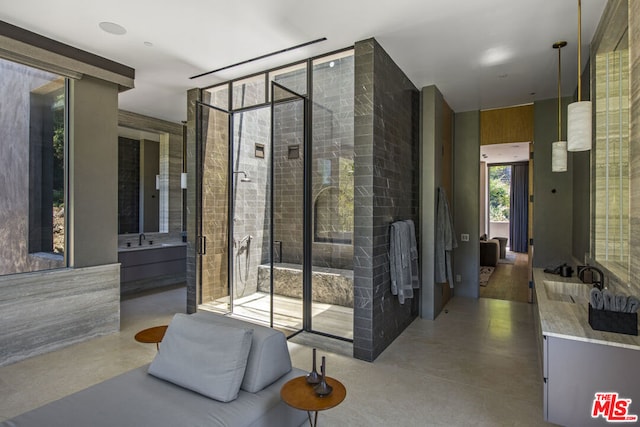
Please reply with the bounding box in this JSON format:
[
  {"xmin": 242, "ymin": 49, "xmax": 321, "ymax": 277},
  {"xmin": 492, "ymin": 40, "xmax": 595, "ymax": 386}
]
[
  {"xmin": 435, "ymin": 187, "xmax": 457, "ymax": 287},
  {"xmin": 404, "ymin": 219, "xmax": 420, "ymax": 289},
  {"xmin": 389, "ymin": 220, "xmax": 419, "ymax": 304}
]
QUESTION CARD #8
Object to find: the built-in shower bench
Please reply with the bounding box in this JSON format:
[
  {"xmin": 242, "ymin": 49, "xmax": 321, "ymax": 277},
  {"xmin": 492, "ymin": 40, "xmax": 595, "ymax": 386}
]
[{"xmin": 256, "ymin": 263, "xmax": 353, "ymax": 307}]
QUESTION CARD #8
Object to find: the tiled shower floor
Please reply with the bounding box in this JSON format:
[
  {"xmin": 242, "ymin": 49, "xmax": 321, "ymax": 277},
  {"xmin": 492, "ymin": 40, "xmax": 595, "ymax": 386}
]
[{"xmin": 199, "ymin": 291, "xmax": 354, "ymax": 339}]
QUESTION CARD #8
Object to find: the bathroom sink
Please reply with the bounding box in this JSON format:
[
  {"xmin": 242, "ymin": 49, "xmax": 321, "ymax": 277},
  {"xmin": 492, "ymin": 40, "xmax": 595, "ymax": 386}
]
[{"xmin": 543, "ymin": 280, "xmax": 592, "ymax": 304}]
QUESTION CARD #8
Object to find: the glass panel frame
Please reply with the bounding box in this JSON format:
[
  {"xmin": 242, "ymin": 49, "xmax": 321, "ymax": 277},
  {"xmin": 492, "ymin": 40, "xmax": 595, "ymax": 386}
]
[
  {"xmin": 309, "ymin": 50, "xmax": 355, "ymax": 340},
  {"xmin": 232, "ymin": 74, "xmax": 267, "ymax": 110},
  {"xmin": 269, "ymin": 62, "xmax": 308, "ymax": 99},
  {"xmin": 270, "ymin": 81, "xmax": 307, "ymax": 334},
  {"xmin": 203, "ymin": 83, "xmax": 230, "ymax": 111},
  {"xmin": 196, "ymin": 101, "xmax": 231, "ymax": 313}
]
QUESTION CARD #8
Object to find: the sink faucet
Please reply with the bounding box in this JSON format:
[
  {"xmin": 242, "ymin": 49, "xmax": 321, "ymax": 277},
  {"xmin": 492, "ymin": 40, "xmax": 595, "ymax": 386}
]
[
  {"xmin": 139, "ymin": 233, "xmax": 146, "ymax": 246},
  {"xmin": 578, "ymin": 266, "xmax": 604, "ymax": 290}
]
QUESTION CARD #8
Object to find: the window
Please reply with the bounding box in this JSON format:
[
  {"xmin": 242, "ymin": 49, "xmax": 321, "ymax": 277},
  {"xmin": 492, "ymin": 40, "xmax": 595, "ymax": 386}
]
[
  {"xmin": 489, "ymin": 165, "xmax": 511, "ymax": 222},
  {"xmin": 0, "ymin": 57, "xmax": 67, "ymax": 275}
]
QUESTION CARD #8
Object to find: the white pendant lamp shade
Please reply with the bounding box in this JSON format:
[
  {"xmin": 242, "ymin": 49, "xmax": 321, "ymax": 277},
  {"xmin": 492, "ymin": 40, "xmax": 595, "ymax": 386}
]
[
  {"xmin": 181, "ymin": 172, "xmax": 188, "ymax": 189},
  {"xmin": 552, "ymin": 140, "xmax": 568, "ymax": 172},
  {"xmin": 552, "ymin": 41, "xmax": 567, "ymax": 172},
  {"xmin": 567, "ymin": 101, "xmax": 592, "ymax": 151}
]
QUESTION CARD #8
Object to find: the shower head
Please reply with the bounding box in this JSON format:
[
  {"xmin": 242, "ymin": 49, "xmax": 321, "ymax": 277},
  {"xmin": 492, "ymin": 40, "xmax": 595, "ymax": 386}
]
[{"xmin": 233, "ymin": 171, "xmax": 251, "ymax": 182}]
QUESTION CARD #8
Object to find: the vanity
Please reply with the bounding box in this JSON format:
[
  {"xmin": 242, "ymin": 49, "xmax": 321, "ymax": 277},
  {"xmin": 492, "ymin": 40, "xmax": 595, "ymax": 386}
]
[
  {"xmin": 533, "ymin": 268, "xmax": 640, "ymax": 426},
  {"xmin": 118, "ymin": 235, "xmax": 186, "ymax": 296}
]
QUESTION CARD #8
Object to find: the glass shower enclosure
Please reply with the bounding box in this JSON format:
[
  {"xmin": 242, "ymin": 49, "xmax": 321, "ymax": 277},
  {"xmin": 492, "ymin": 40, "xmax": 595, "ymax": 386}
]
[{"xmin": 196, "ymin": 51, "xmax": 354, "ymax": 340}]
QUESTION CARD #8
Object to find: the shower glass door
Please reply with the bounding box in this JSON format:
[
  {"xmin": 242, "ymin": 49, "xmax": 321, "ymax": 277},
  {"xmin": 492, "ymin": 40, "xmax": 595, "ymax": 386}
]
[
  {"xmin": 229, "ymin": 105, "xmax": 272, "ymax": 324},
  {"xmin": 196, "ymin": 100, "xmax": 231, "ymax": 313},
  {"xmin": 269, "ymin": 82, "xmax": 307, "ymax": 333}
]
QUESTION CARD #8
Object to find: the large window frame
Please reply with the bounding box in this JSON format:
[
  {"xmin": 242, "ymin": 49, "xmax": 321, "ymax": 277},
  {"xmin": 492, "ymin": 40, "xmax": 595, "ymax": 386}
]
[{"xmin": 0, "ymin": 57, "xmax": 68, "ymax": 276}]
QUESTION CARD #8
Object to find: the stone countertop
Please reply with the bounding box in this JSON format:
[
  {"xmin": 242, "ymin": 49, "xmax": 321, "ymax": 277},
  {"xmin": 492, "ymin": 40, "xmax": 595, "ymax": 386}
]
[{"xmin": 533, "ymin": 268, "xmax": 640, "ymax": 351}]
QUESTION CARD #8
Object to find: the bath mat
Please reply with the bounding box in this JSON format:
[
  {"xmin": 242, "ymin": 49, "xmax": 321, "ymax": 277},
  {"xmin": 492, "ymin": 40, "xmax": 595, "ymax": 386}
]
[{"xmin": 479, "ymin": 266, "xmax": 495, "ymax": 287}]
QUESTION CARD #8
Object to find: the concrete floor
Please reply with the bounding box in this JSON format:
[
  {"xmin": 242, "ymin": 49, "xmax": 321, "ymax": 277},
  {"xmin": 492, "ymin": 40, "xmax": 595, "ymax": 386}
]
[{"xmin": 0, "ymin": 287, "xmax": 551, "ymax": 426}]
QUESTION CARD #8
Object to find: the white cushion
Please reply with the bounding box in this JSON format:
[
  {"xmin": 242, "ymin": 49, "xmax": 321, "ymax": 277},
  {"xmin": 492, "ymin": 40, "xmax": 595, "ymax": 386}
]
[
  {"xmin": 148, "ymin": 313, "xmax": 253, "ymax": 402},
  {"xmin": 191, "ymin": 311, "xmax": 293, "ymax": 393}
]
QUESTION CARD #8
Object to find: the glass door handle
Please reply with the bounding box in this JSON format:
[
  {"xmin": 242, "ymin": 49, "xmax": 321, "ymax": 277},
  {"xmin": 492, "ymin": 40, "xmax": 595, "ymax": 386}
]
[{"xmin": 197, "ymin": 235, "xmax": 207, "ymax": 255}]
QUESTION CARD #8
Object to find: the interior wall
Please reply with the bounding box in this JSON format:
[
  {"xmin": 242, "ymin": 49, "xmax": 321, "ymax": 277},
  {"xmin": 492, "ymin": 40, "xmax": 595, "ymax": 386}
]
[
  {"xmin": 532, "ymin": 97, "xmax": 574, "ymax": 269},
  {"xmin": 0, "ymin": 24, "xmax": 124, "ymax": 365},
  {"xmin": 480, "ymin": 161, "xmax": 487, "ymax": 237},
  {"xmin": 419, "ymin": 85, "xmax": 454, "ymax": 319},
  {"xmin": 480, "ymin": 104, "xmax": 534, "ymax": 145},
  {"xmin": 69, "ymin": 76, "xmax": 119, "ymax": 267},
  {"xmin": 452, "ymin": 111, "xmax": 480, "ymax": 298},
  {"xmin": 353, "ymin": 38, "xmax": 419, "ymax": 361},
  {"xmin": 186, "ymin": 89, "xmax": 199, "ymax": 313}
]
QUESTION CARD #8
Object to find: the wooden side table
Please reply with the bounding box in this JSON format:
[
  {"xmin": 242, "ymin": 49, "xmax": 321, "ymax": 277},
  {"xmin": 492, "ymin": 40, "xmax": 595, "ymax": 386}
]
[
  {"xmin": 134, "ymin": 325, "xmax": 168, "ymax": 351},
  {"xmin": 281, "ymin": 376, "xmax": 346, "ymax": 426}
]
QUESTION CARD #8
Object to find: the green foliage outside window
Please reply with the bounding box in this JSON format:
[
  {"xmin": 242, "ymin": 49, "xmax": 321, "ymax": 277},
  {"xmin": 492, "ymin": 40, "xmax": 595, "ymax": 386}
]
[
  {"xmin": 52, "ymin": 91, "xmax": 65, "ymax": 207},
  {"xmin": 489, "ymin": 165, "xmax": 511, "ymax": 221}
]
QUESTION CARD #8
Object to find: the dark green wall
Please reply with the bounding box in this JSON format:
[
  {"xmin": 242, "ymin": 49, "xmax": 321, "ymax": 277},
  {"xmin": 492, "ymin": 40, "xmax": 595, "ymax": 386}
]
[
  {"xmin": 419, "ymin": 86, "xmax": 443, "ymax": 319},
  {"xmin": 70, "ymin": 76, "xmax": 119, "ymax": 267},
  {"xmin": 532, "ymin": 97, "xmax": 574, "ymax": 269},
  {"xmin": 572, "ymin": 59, "xmax": 591, "ymax": 263},
  {"xmin": 452, "ymin": 111, "xmax": 480, "ymax": 298}
]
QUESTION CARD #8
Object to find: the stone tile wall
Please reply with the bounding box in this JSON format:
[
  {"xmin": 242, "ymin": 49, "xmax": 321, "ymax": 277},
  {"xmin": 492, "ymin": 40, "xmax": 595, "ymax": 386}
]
[
  {"xmin": 353, "ymin": 38, "xmax": 420, "ymax": 361},
  {"xmin": 199, "ymin": 92, "xmax": 231, "ymax": 303}
]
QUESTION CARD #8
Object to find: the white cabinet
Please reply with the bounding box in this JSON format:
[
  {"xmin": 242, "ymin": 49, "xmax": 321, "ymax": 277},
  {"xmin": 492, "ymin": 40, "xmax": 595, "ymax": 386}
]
[{"xmin": 542, "ymin": 335, "xmax": 640, "ymax": 426}]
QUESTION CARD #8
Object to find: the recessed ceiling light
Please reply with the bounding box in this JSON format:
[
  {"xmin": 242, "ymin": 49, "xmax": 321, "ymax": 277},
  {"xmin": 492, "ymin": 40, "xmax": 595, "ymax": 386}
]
[
  {"xmin": 480, "ymin": 47, "xmax": 513, "ymax": 67},
  {"xmin": 144, "ymin": 41, "xmax": 154, "ymax": 47},
  {"xmin": 99, "ymin": 22, "xmax": 127, "ymax": 35}
]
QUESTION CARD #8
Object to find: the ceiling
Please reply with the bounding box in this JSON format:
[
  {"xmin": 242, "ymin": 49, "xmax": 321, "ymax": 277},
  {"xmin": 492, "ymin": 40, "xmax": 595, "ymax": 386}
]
[
  {"xmin": 0, "ymin": 0, "xmax": 608, "ymax": 123},
  {"xmin": 481, "ymin": 142, "xmax": 530, "ymax": 164}
]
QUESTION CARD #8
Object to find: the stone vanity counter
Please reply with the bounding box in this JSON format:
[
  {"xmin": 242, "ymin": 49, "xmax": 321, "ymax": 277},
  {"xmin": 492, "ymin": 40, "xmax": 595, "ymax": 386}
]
[
  {"xmin": 118, "ymin": 241, "xmax": 187, "ymax": 252},
  {"xmin": 534, "ymin": 268, "xmax": 640, "ymax": 426},
  {"xmin": 533, "ymin": 268, "xmax": 640, "ymax": 350}
]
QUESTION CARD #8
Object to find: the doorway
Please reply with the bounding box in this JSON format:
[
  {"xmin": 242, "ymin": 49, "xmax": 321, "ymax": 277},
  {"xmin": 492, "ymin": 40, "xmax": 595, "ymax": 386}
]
[{"xmin": 479, "ymin": 143, "xmax": 531, "ymax": 303}]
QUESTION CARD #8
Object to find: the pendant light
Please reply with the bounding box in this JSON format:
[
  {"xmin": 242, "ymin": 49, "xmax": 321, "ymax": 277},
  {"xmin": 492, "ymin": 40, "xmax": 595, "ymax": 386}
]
[
  {"xmin": 552, "ymin": 41, "xmax": 568, "ymax": 172},
  {"xmin": 567, "ymin": 0, "xmax": 592, "ymax": 151}
]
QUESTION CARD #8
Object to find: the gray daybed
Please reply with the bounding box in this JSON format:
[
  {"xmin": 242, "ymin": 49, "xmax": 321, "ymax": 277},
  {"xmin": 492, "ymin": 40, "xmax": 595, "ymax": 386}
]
[{"xmin": 2, "ymin": 312, "xmax": 308, "ymax": 427}]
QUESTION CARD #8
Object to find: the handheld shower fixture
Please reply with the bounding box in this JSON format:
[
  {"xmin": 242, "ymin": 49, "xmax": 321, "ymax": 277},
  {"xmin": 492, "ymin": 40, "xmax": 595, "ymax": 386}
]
[{"xmin": 233, "ymin": 171, "xmax": 251, "ymax": 182}]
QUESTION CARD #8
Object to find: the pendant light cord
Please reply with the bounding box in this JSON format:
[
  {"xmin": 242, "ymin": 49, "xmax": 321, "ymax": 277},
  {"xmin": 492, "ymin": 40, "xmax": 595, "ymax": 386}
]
[
  {"xmin": 558, "ymin": 46, "xmax": 562, "ymax": 141},
  {"xmin": 553, "ymin": 41, "xmax": 567, "ymax": 141},
  {"xmin": 577, "ymin": 0, "xmax": 582, "ymax": 101}
]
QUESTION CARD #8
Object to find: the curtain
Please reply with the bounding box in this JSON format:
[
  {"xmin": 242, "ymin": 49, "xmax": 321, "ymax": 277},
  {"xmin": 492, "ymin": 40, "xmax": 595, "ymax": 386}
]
[{"xmin": 509, "ymin": 163, "xmax": 529, "ymax": 253}]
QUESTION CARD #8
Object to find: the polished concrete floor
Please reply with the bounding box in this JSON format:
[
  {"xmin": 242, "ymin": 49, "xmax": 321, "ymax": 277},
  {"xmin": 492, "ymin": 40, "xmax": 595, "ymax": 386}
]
[{"xmin": 0, "ymin": 286, "xmax": 551, "ymax": 426}]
